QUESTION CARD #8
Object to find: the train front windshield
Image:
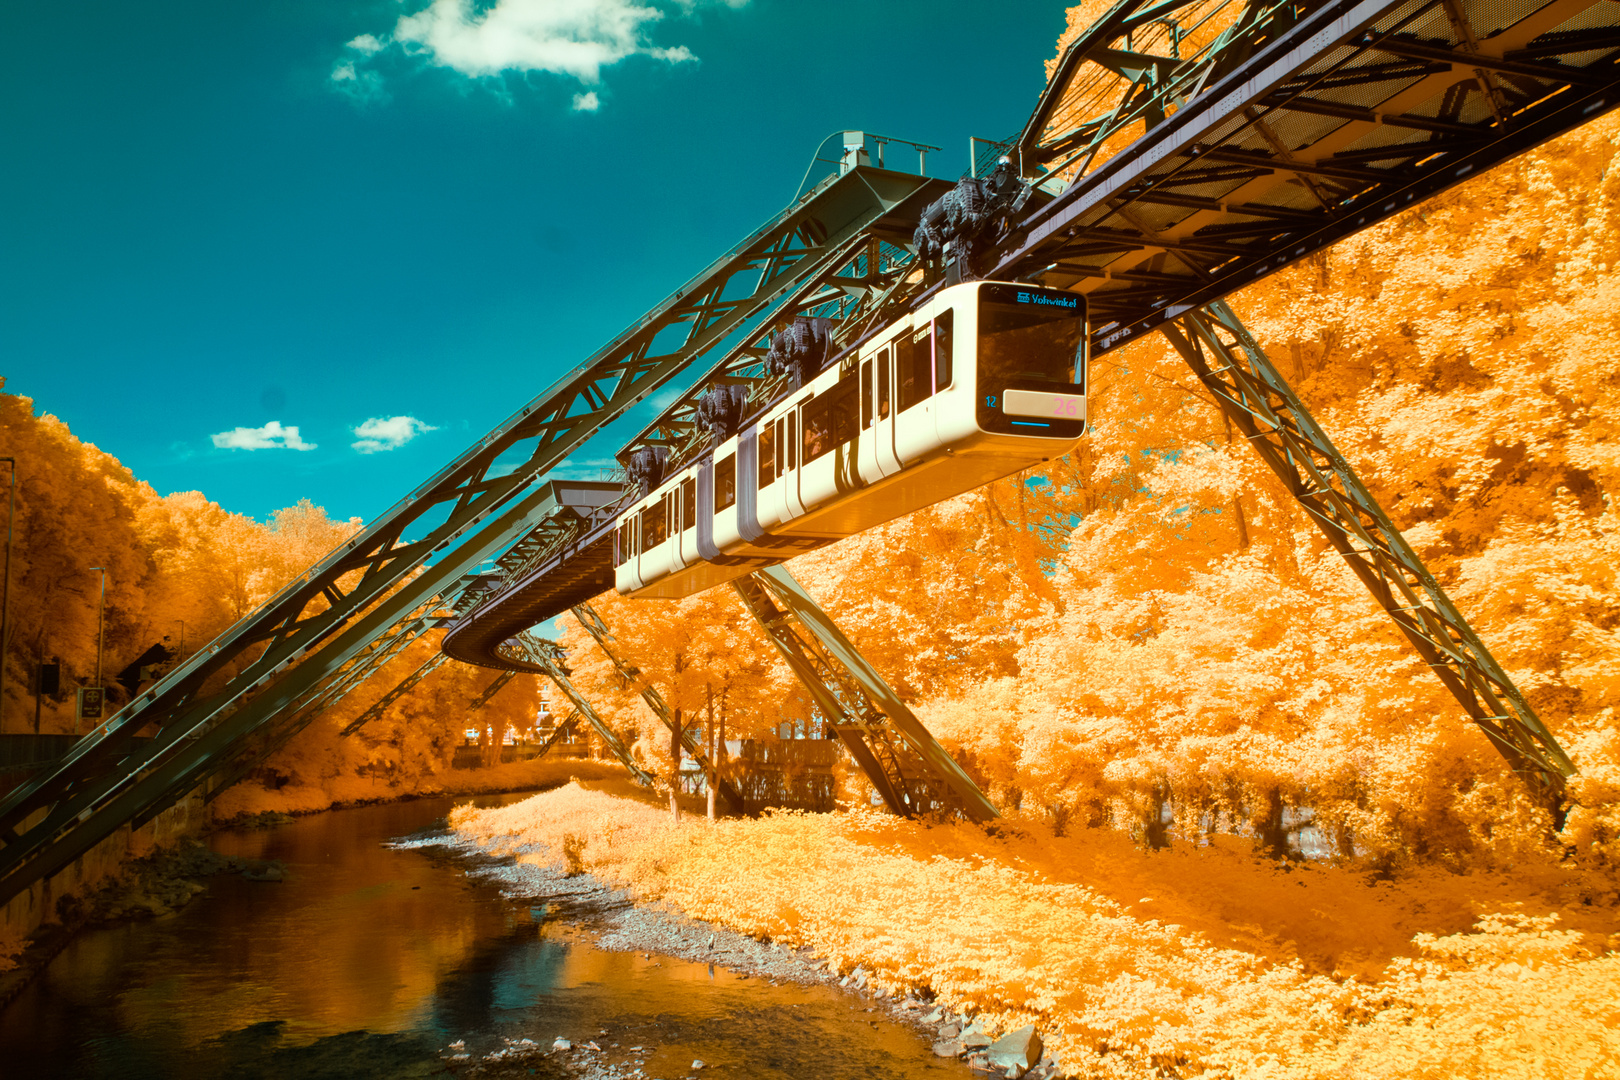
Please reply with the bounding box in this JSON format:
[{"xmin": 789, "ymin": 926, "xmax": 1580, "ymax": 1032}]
[{"xmin": 978, "ymin": 284, "xmax": 1085, "ymax": 386}]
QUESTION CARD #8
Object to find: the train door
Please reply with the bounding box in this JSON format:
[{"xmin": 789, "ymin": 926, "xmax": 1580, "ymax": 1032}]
[
  {"xmin": 872, "ymin": 342, "xmax": 902, "ymax": 478},
  {"xmin": 782, "ymin": 407, "xmax": 807, "ymax": 522},
  {"xmin": 893, "ymin": 323, "xmax": 937, "ymax": 465},
  {"xmin": 679, "ymin": 477, "xmax": 697, "ymax": 568},
  {"xmin": 857, "ymin": 356, "xmax": 884, "ymax": 486},
  {"xmin": 670, "ymin": 480, "xmax": 691, "ymax": 573}
]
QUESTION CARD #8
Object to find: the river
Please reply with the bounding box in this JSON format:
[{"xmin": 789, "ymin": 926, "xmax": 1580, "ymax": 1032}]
[{"xmin": 0, "ymin": 793, "xmax": 976, "ymax": 1080}]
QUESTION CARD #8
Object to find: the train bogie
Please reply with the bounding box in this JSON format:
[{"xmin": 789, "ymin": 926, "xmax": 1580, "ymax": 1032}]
[{"xmin": 614, "ymin": 280, "xmax": 1087, "ymax": 600}]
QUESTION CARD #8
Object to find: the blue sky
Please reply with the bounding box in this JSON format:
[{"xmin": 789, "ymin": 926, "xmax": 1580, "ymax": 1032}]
[{"xmin": 3, "ymin": 0, "xmax": 1072, "ymax": 524}]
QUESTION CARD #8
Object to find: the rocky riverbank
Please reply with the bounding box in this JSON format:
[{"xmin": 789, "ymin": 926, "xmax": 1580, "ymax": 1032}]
[{"xmin": 395, "ymin": 828, "xmax": 1064, "ymax": 1080}]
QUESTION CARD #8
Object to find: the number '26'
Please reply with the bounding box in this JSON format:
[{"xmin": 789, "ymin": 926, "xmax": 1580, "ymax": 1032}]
[{"xmin": 1052, "ymin": 397, "xmax": 1080, "ymax": 418}]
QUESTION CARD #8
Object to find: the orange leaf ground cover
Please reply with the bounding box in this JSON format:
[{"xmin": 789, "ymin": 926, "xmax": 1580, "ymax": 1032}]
[{"xmin": 454, "ymin": 783, "xmax": 1619, "ymax": 1080}]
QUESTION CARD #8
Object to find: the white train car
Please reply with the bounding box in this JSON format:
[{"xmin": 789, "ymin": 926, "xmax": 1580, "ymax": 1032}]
[{"xmin": 614, "ymin": 280, "xmax": 1088, "ymax": 599}]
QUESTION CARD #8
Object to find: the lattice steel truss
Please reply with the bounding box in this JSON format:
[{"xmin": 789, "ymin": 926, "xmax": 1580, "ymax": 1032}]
[
  {"xmin": 570, "ymin": 602, "xmax": 745, "ymax": 814},
  {"xmin": 0, "ymin": 160, "xmax": 934, "ymax": 905},
  {"xmin": 196, "ymin": 591, "xmax": 465, "ymax": 807},
  {"xmin": 5, "ymin": 0, "xmax": 1613, "ymax": 905},
  {"xmin": 731, "ymin": 566, "xmax": 998, "ymax": 822},
  {"xmin": 503, "ymin": 631, "xmax": 653, "ymax": 787},
  {"xmin": 1163, "ymin": 301, "xmax": 1578, "ymax": 799},
  {"xmin": 996, "ymin": 0, "xmax": 1620, "ymax": 348}
]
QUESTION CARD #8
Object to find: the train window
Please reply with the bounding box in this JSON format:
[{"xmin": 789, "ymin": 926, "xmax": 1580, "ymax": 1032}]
[
  {"xmin": 979, "ymin": 284, "xmax": 1084, "ymax": 386},
  {"xmin": 775, "ymin": 418, "xmax": 786, "ymax": 473},
  {"xmin": 860, "ymin": 359, "xmax": 873, "ymax": 429},
  {"xmin": 803, "ymin": 394, "xmax": 832, "ymax": 462},
  {"xmin": 897, "ymin": 331, "xmax": 927, "ymax": 412},
  {"xmin": 877, "ymin": 346, "xmax": 891, "ymax": 421},
  {"xmin": 759, "ymin": 423, "xmax": 776, "ymax": 487},
  {"xmin": 641, "ymin": 498, "xmax": 667, "ymax": 549},
  {"xmin": 681, "ymin": 478, "xmax": 695, "ymax": 530},
  {"xmin": 715, "ymin": 455, "xmax": 737, "ymax": 511},
  {"xmin": 786, "ymin": 412, "xmax": 797, "ymax": 469},
  {"xmin": 935, "ymin": 310, "xmax": 954, "ymax": 389}
]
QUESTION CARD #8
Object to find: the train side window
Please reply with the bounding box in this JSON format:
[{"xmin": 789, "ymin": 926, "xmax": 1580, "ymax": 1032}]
[
  {"xmin": 616, "ymin": 520, "xmax": 632, "ymax": 565},
  {"xmin": 775, "ymin": 418, "xmax": 786, "ymax": 473},
  {"xmin": 860, "ymin": 359, "xmax": 873, "ymax": 429},
  {"xmin": 715, "ymin": 455, "xmax": 737, "ymax": 511},
  {"xmin": 786, "ymin": 412, "xmax": 797, "ymax": 469},
  {"xmin": 935, "ymin": 310, "xmax": 954, "ymax": 390},
  {"xmin": 803, "ymin": 395, "xmax": 831, "ymax": 462},
  {"xmin": 681, "ymin": 478, "xmax": 695, "ymax": 530},
  {"xmin": 877, "ymin": 346, "xmax": 891, "ymax": 421},
  {"xmin": 759, "ymin": 423, "xmax": 776, "ymax": 488},
  {"xmin": 642, "ymin": 499, "xmax": 667, "ymax": 548},
  {"xmin": 897, "ymin": 330, "xmax": 926, "ymax": 412}
]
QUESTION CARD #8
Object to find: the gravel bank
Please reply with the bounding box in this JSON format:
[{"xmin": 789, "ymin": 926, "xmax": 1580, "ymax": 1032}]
[{"xmin": 392, "ymin": 828, "xmax": 1062, "ymax": 1080}]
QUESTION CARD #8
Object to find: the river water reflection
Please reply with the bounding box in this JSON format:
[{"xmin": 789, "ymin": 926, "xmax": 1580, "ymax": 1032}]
[{"xmin": 0, "ymin": 794, "xmax": 974, "ymax": 1080}]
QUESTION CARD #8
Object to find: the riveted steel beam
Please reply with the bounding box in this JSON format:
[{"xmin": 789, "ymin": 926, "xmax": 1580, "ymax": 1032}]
[
  {"xmin": 1161, "ymin": 302, "xmax": 1576, "ymax": 802},
  {"xmin": 340, "ymin": 652, "xmax": 452, "ymax": 738},
  {"xmin": 510, "ymin": 631, "xmax": 654, "ymax": 788},
  {"xmin": 731, "ymin": 565, "xmax": 998, "ymax": 822},
  {"xmin": 570, "ymin": 602, "xmax": 744, "ymax": 814}
]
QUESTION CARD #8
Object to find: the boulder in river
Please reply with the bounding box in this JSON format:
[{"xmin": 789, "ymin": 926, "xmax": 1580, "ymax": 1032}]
[
  {"xmin": 932, "ymin": 1039, "xmax": 964, "ymax": 1058},
  {"xmin": 987, "ymin": 1025, "xmax": 1043, "ymax": 1074},
  {"xmin": 961, "ymin": 1025, "xmax": 992, "ymax": 1050}
]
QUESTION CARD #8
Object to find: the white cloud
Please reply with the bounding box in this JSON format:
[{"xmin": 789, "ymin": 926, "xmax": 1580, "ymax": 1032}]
[
  {"xmin": 211, "ymin": 421, "xmax": 318, "ymax": 452},
  {"xmin": 334, "ymin": 0, "xmax": 743, "ymax": 105},
  {"xmin": 330, "ymin": 58, "xmax": 388, "ymax": 104},
  {"xmin": 351, "ymin": 415, "xmax": 438, "ymax": 454}
]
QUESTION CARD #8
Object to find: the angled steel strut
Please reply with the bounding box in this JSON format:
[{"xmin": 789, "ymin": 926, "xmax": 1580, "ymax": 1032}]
[
  {"xmin": 340, "ymin": 652, "xmax": 452, "ymax": 737},
  {"xmin": 1161, "ymin": 302, "xmax": 1577, "ymax": 801},
  {"xmin": 732, "ymin": 566, "xmax": 998, "ymax": 822},
  {"xmin": 570, "ymin": 603, "xmax": 745, "ymax": 814},
  {"xmin": 510, "ymin": 631, "xmax": 654, "ymax": 788}
]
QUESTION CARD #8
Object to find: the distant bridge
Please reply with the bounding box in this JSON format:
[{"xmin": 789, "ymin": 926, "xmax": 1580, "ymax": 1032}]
[{"xmin": 2, "ymin": 0, "xmax": 1607, "ymax": 907}]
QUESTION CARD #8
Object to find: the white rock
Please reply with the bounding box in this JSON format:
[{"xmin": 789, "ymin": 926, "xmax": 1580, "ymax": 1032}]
[
  {"xmin": 692, "ymin": 1059, "xmax": 706, "ymax": 1069},
  {"xmin": 553, "ymin": 1038, "xmax": 573, "ymax": 1051}
]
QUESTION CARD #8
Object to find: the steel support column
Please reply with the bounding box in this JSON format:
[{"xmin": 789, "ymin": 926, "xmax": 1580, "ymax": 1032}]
[
  {"xmin": 570, "ymin": 603, "xmax": 744, "ymax": 814},
  {"xmin": 512, "ymin": 631, "xmax": 654, "ymax": 787},
  {"xmin": 340, "ymin": 652, "xmax": 452, "ymax": 737},
  {"xmin": 1161, "ymin": 301, "xmax": 1576, "ymax": 804},
  {"xmin": 465, "ymin": 671, "xmax": 518, "ymax": 713},
  {"xmin": 731, "ymin": 565, "xmax": 997, "ymax": 822}
]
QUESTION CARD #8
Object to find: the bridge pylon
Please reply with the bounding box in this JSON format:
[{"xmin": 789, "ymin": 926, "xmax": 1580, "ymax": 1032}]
[
  {"xmin": 510, "ymin": 631, "xmax": 654, "ymax": 788},
  {"xmin": 1162, "ymin": 302, "xmax": 1577, "ymax": 805},
  {"xmin": 570, "ymin": 603, "xmax": 745, "ymax": 814},
  {"xmin": 732, "ymin": 565, "xmax": 998, "ymax": 822}
]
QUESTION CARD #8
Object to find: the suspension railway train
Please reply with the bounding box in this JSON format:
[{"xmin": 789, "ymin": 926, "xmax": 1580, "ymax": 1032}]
[{"xmin": 614, "ymin": 280, "xmax": 1089, "ymax": 598}]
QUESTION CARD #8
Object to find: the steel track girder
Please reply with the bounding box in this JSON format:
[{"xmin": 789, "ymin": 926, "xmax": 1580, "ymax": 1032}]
[{"xmin": 0, "ymin": 162, "xmax": 922, "ymax": 903}]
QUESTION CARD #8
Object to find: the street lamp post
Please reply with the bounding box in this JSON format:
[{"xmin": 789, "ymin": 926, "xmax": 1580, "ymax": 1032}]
[{"xmin": 0, "ymin": 457, "xmax": 14, "ymax": 733}]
